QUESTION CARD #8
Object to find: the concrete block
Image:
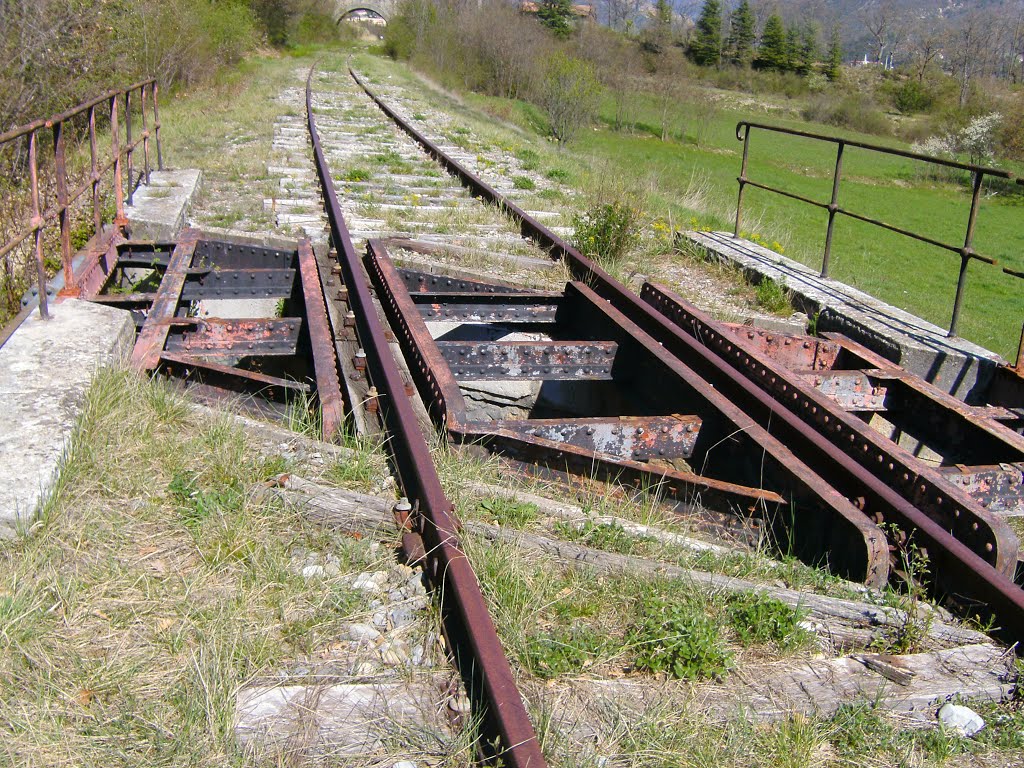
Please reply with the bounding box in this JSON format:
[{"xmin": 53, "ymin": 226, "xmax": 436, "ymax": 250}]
[
  {"xmin": 684, "ymin": 231, "xmax": 1003, "ymax": 402},
  {"xmin": 0, "ymin": 300, "xmax": 135, "ymax": 535},
  {"xmin": 126, "ymin": 169, "xmax": 202, "ymax": 241}
]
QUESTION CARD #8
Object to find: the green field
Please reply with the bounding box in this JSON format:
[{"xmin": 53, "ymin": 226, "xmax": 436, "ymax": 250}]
[
  {"xmin": 580, "ymin": 94, "xmax": 1024, "ymax": 359},
  {"xmin": 437, "ymin": 75, "xmax": 1024, "ymax": 360}
]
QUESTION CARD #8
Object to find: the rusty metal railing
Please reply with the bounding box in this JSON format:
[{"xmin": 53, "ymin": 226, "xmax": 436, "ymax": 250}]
[
  {"xmin": 0, "ymin": 78, "xmax": 162, "ymax": 320},
  {"xmin": 733, "ymin": 121, "xmax": 1011, "ymax": 337},
  {"xmin": 1005, "ymin": 265, "xmax": 1024, "ymax": 373}
]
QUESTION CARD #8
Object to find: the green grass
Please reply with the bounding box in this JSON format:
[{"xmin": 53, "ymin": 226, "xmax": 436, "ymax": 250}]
[
  {"xmin": 573, "ymin": 98, "xmax": 1024, "ymax": 357},
  {"xmin": 0, "ymin": 368, "xmax": 410, "ymax": 766},
  {"xmin": 391, "ymin": 56, "xmax": 1022, "ymax": 357}
]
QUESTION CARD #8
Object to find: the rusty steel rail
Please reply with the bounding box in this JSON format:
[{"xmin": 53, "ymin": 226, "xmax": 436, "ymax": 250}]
[
  {"xmin": 732, "ymin": 121, "xmax": 1008, "ymax": 338},
  {"xmin": 0, "ymin": 78, "xmax": 162, "ymax": 319},
  {"xmin": 349, "ymin": 68, "xmax": 1024, "ymax": 644},
  {"xmin": 306, "ymin": 66, "xmax": 546, "ymax": 767}
]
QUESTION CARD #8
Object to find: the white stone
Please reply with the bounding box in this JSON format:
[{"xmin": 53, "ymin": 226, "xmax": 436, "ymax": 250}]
[
  {"xmin": 351, "ymin": 571, "xmax": 388, "ymax": 593},
  {"xmin": 938, "ymin": 702, "xmax": 985, "ymax": 737},
  {"xmin": 347, "ymin": 623, "xmax": 381, "ymax": 643}
]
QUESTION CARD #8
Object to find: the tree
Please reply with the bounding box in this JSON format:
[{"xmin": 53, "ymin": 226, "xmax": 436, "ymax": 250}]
[
  {"xmin": 859, "ymin": 0, "xmax": 902, "ymax": 65},
  {"xmin": 538, "ymin": 0, "xmax": 573, "ymax": 39},
  {"xmin": 948, "ymin": 10, "xmax": 993, "ymax": 108},
  {"xmin": 824, "ymin": 24, "xmax": 842, "ymax": 82},
  {"xmin": 755, "ymin": 13, "xmax": 788, "ymax": 72},
  {"xmin": 785, "ymin": 23, "xmax": 800, "ymax": 71},
  {"xmin": 725, "ymin": 0, "xmax": 756, "ymax": 67},
  {"xmin": 906, "ymin": 19, "xmax": 945, "ymax": 84},
  {"xmin": 795, "ymin": 23, "xmax": 818, "ymax": 76},
  {"xmin": 689, "ymin": 0, "xmax": 723, "ymax": 67},
  {"xmin": 536, "ymin": 52, "xmax": 602, "ymax": 144},
  {"xmin": 641, "ymin": 0, "xmax": 674, "ymax": 54}
]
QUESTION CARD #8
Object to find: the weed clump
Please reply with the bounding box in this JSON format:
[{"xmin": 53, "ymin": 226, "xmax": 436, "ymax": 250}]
[
  {"xmin": 343, "ymin": 167, "xmax": 371, "ymax": 182},
  {"xmin": 571, "ymin": 200, "xmax": 643, "ymax": 268},
  {"xmin": 755, "ymin": 277, "xmax": 791, "ymax": 314},
  {"xmin": 479, "ymin": 497, "xmax": 539, "ymax": 527},
  {"xmin": 726, "ymin": 592, "xmax": 812, "ymax": 650},
  {"xmin": 630, "ymin": 595, "xmax": 732, "ymax": 680},
  {"xmin": 512, "ymin": 175, "xmax": 536, "ymax": 190},
  {"xmin": 525, "ymin": 625, "xmax": 607, "ymax": 678}
]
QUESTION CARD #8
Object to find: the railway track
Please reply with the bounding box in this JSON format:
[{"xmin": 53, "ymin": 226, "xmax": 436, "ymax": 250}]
[
  {"xmin": 68, "ymin": 58, "xmax": 1024, "ymax": 764},
  {"xmin": 295, "ymin": 61, "xmax": 1024, "ymax": 763}
]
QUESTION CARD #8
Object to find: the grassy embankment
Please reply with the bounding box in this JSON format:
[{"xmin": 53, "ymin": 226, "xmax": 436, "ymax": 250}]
[{"xmin": 404, "ymin": 65, "xmax": 1024, "ymax": 360}]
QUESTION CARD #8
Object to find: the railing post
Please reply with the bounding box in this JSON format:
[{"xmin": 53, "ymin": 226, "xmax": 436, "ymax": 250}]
[
  {"xmin": 125, "ymin": 88, "xmax": 135, "ymax": 205},
  {"xmin": 152, "ymin": 81, "xmax": 163, "ymax": 171},
  {"xmin": 88, "ymin": 105, "xmax": 102, "ymax": 238},
  {"xmin": 110, "ymin": 94, "xmax": 126, "ymax": 227},
  {"xmin": 28, "ymin": 130, "xmax": 49, "ymax": 320},
  {"xmin": 822, "ymin": 141, "xmax": 845, "ymax": 278},
  {"xmin": 52, "ymin": 120, "xmax": 75, "ymax": 293},
  {"xmin": 140, "ymin": 84, "xmax": 151, "ymax": 185},
  {"xmin": 1016, "ymin": 321, "xmax": 1024, "ymax": 374},
  {"xmin": 948, "ymin": 170, "xmax": 984, "ymax": 337},
  {"xmin": 734, "ymin": 124, "xmax": 751, "ymax": 236}
]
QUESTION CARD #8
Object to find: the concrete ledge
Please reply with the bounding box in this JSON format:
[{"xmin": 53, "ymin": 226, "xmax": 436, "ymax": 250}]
[
  {"xmin": 684, "ymin": 231, "xmax": 1003, "ymax": 402},
  {"xmin": 126, "ymin": 169, "xmax": 202, "ymax": 240},
  {"xmin": 0, "ymin": 300, "xmax": 135, "ymax": 535}
]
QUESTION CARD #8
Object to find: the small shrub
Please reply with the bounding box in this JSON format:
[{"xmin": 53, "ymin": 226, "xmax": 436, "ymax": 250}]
[
  {"xmin": 630, "ymin": 596, "xmax": 732, "ymax": 680},
  {"xmin": 512, "ymin": 175, "xmax": 536, "ymax": 190},
  {"xmin": 755, "ymin": 277, "xmax": 791, "ymax": 314},
  {"xmin": 546, "ymin": 167, "xmax": 571, "ymax": 182},
  {"xmin": 571, "ymin": 200, "xmax": 643, "ymax": 267},
  {"xmin": 801, "ymin": 92, "xmax": 891, "ymax": 136},
  {"xmin": 891, "ymin": 79, "xmax": 935, "ymax": 114}
]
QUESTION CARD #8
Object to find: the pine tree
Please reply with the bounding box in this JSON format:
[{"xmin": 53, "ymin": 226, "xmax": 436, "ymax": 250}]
[
  {"xmin": 824, "ymin": 24, "xmax": 842, "ymax": 81},
  {"xmin": 689, "ymin": 0, "xmax": 723, "ymax": 67},
  {"xmin": 785, "ymin": 24, "xmax": 800, "ymax": 72},
  {"xmin": 725, "ymin": 0, "xmax": 756, "ymax": 67},
  {"xmin": 755, "ymin": 13, "xmax": 789, "ymax": 72},
  {"xmin": 796, "ymin": 23, "xmax": 819, "ymax": 75},
  {"xmin": 538, "ymin": 0, "xmax": 573, "ymax": 39}
]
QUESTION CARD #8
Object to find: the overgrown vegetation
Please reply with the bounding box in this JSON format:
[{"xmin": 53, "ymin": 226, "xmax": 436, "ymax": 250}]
[
  {"xmin": 0, "ymin": 369, "xmax": 403, "ymax": 764},
  {"xmin": 571, "ymin": 199, "xmax": 643, "ymax": 268}
]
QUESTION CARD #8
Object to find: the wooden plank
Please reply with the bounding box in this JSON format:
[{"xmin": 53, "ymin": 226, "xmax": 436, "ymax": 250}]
[
  {"xmin": 236, "ymin": 678, "xmax": 451, "ymax": 755},
  {"xmin": 130, "ymin": 228, "xmax": 199, "ymax": 370},
  {"xmin": 530, "ymin": 643, "xmax": 1013, "ymax": 730},
  {"xmin": 275, "ymin": 475, "xmax": 990, "ymax": 650}
]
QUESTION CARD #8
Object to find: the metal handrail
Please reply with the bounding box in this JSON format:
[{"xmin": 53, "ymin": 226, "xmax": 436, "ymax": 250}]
[
  {"xmin": 1, "ymin": 78, "xmax": 163, "ymax": 320},
  {"xmin": 1005, "ymin": 266, "xmax": 1024, "ymax": 372},
  {"xmin": 734, "ymin": 120, "xmax": 1007, "ymax": 337}
]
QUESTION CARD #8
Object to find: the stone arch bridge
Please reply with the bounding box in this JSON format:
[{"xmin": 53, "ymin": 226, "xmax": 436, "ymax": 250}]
[{"xmin": 335, "ymin": 0, "xmax": 398, "ymax": 22}]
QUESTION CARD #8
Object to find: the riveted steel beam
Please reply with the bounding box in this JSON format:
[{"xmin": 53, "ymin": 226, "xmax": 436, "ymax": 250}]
[{"xmin": 438, "ymin": 340, "xmax": 617, "ymax": 380}]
